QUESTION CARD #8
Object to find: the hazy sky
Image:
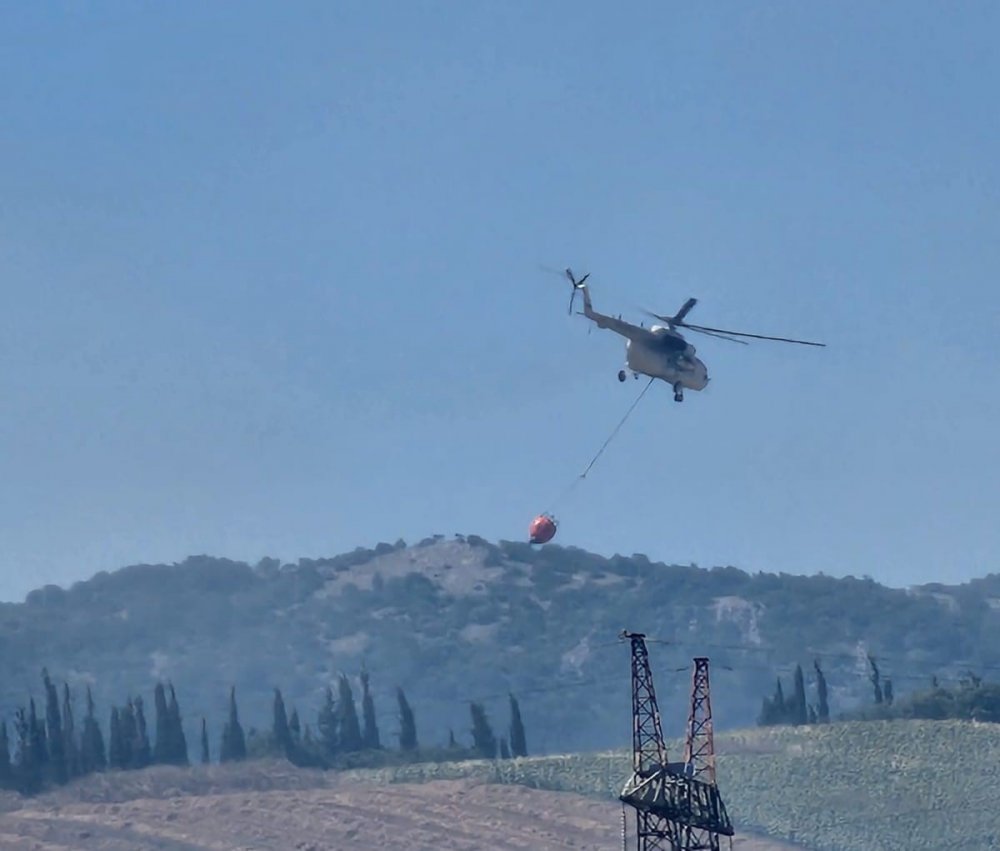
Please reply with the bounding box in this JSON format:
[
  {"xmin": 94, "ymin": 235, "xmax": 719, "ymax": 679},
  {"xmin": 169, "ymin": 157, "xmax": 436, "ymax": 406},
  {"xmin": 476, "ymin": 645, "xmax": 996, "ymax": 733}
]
[{"xmin": 2, "ymin": 1, "xmax": 998, "ymax": 602}]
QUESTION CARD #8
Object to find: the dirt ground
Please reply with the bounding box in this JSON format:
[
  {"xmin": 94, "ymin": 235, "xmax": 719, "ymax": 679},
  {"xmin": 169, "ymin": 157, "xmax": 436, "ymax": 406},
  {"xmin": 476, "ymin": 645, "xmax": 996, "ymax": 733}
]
[{"xmin": 0, "ymin": 766, "xmax": 803, "ymax": 850}]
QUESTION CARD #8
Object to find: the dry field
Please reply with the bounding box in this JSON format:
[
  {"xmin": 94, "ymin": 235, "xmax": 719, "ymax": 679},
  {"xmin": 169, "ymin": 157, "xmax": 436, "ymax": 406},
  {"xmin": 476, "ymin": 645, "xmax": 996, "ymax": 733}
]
[{"xmin": 0, "ymin": 762, "xmax": 802, "ymax": 851}]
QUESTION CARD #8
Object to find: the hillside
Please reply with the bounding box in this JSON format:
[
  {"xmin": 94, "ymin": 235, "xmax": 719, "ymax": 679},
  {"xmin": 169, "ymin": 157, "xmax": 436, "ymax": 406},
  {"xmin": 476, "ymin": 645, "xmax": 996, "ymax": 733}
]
[
  {"xmin": 2, "ymin": 718, "xmax": 996, "ymax": 850},
  {"xmin": 438, "ymin": 719, "xmax": 1000, "ymax": 851},
  {"xmin": 0, "ymin": 762, "xmax": 800, "ymax": 851},
  {"xmin": 2, "ymin": 536, "xmax": 999, "ymax": 755}
]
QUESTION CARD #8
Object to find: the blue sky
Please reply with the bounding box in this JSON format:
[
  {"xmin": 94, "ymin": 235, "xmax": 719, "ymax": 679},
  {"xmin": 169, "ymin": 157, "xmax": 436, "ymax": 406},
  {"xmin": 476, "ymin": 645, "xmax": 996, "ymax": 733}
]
[{"xmin": 1, "ymin": 1, "xmax": 998, "ymax": 602}]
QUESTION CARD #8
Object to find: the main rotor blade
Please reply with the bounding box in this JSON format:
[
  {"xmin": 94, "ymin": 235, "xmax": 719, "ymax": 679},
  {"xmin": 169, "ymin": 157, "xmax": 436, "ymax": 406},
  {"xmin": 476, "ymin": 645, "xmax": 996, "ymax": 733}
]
[
  {"xmin": 681, "ymin": 322, "xmax": 826, "ymax": 347},
  {"xmin": 687, "ymin": 327, "xmax": 749, "ymax": 345},
  {"xmin": 640, "ymin": 308, "xmax": 673, "ymax": 323}
]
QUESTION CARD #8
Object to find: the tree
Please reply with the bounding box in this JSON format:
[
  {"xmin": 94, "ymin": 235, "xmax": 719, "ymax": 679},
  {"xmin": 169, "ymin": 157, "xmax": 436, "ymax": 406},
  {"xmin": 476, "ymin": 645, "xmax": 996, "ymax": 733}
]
[
  {"xmin": 289, "ymin": 708, "xmax": 301, "ymax": 747},
  {"xmin": 884, "ymin": 678, "xmax": 894, "ymax": 706},
  {"xmin": 0, "ymin": 720, "xmax": 11, "ymax": 789},
  {"xmin": 272, "ymin": 688, "xmax": 292, "ymax": 756},
  {"xmin": 200, "ymin": 718, "xmax": 210, "ymax": 764},
  {"xmin": 80, "ymin": 687, "xmax": 106, "ymax": 773},
  {"xmin": 317, "ymin": 686, "xmax": 338, "ymax": 759},
  {"xmin": 508, "ymin": 693, "xmax": 527, "ymax": 757},
  {"xmin": 397, "ymin": 687, "xmax": 417, "ymax": 751},
  {"xmin": 360, "ymin": 668, "xmax": 380, "ymax": 750},
  {"xmin": 220, "ymin": 687, "xmax": 246, "ymax": 763},
  {"xmin": 774, "ymin": 677, "xmax": 786, "ymax": 719},
  {"xmin": 337, "ymin": 675, "xmax": 363, "ymax": 753},
  {"xmin": 61, "ymin": 682, "xmax": 80, "ymax": 779},
  {"xmin": 132, "ymin": 696, "xmax": 151, "ymax": 768},
  {"xmin": 814, "ymin": 660, "xmax": 830, "ymax": 723},
  {"xmin": 758, "ymin": 677, "xmax": 788, "ymax": 726},
  {"xmin": 499, "ymin": 738, "xmax": 511, "ymax": 759},
  {"xmin": 167, "ymin": 684, "xmax": 188, "ymax": 765},
  {"xmin": 153, "ymin": 683, "xmax": 171, "ymax": 765},
  {"xmin": 42, "ymin": 669, "xmax": 66, "ymax": 784},
  {"xmin": 108, "ymin": 707, "xmax": 125, "ymax": 769},
  {"xmin": 792, "ymin": 664, "xmax": 808, "ymax": 725},
  {"xmin": 469, "ymin": 702, "xmax": 497, "ymax": 759},
  {"xmin": 868, "ymin": 654, "xmax": 883, "ymax": 704},
  {"xmin": 14, "ymin": 706, "xmax": 43, "ymax": 794}
]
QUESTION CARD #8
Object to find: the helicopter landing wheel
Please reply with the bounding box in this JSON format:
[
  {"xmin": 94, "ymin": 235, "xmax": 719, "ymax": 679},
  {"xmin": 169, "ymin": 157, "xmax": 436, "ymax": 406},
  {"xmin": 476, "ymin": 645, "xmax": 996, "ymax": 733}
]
[
  {"xmin": 618, "ymin": 370, "xmax": 627, "ymax": 382},
  {"xmin": 673, "ymin": 382, "xmax": 684, "ymax": 402}
]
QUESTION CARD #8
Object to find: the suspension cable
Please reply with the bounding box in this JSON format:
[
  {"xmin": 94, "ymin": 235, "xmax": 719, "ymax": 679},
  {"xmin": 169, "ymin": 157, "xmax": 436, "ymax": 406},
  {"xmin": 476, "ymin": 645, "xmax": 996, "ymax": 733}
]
[{"xmin": 545, "ymin": 377, "xmax": 655, "ymax": 514}]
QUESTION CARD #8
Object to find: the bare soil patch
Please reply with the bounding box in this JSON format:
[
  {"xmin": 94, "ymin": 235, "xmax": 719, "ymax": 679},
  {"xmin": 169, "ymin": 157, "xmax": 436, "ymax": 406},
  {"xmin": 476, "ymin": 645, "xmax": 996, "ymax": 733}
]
[{"xmin": 0, "ymin": 764, "xmax": 803, "ymax": 850}]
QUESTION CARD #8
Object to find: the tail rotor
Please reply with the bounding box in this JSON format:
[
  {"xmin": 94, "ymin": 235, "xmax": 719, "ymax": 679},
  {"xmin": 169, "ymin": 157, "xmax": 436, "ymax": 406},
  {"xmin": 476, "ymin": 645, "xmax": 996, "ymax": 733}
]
[{"xmin": 565, "ymin": 267, "xmax": 590, "ymax": 314}]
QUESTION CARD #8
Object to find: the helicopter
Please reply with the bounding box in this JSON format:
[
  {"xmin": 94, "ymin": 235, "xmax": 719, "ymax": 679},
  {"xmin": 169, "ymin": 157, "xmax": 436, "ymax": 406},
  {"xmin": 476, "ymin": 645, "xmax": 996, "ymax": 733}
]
[{"xmin": 561, "ymin": 269, "xmax": 825, "ymax": 402}]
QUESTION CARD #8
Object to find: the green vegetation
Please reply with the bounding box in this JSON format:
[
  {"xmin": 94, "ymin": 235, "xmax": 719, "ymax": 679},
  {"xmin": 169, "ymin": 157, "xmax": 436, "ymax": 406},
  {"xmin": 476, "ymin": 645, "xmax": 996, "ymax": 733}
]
[
  {"xmin": 321, "ymin": 720, "xmax": 1000, "ymax": 851},
  {"xmin": 2, "ymin": 537, "xmax": 1000, "ymax": 756},
  {"xmin": 0, "ymin": 663, "xmax": 532, "ymax": 797}
]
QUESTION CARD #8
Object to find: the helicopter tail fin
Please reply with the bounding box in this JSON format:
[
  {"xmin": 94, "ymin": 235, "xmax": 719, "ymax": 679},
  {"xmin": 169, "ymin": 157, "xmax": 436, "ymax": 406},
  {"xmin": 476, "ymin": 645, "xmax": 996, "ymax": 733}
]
[{"xmin": 579, "ymin": 281, "xmax": 594, "ymax": 317}]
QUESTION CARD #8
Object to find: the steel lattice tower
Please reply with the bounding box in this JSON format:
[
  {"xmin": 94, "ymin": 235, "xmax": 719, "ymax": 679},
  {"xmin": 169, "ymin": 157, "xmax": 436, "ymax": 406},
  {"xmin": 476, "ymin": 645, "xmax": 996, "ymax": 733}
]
[
  {"xmin": 680, "ymin": 657, "xmax": 724, "ymax": 851},
  {"xmin": 683, "ymin": 658, "xmax": 716, "ymax": 786},
  {"xmin": 623, "ymin": 631, "xmax": 682, "ymax": 850},
  {"xmin": 628, "ymin": 631, "xmax": 668, "ymax": 780},
  {"xmin": 619, "ymin": 633, "xmax": 734, "ymax": 851}
]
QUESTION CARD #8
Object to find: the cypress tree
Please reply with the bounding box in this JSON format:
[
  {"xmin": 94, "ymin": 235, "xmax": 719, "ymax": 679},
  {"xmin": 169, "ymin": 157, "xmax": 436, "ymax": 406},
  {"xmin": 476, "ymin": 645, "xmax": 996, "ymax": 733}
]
[
  {"xmin": 499, "ymin": 738, "xmax": 511, "ymax": 759},
  {"xmin": 200, "ymin": 718, "xmax": 210, "ymax": 764},
  {"xmin": 272, "ymin": 688, "xmax": 292, "ymax": 756},
  {"xmin": 337, "ymin": 675, "xmax": 363, "ymax": 753},
  {"xmin": 220, "ymin": 687, "xmax": 246, "ymax": 762},
  {"xmin": 0, "ymin": 720, "xmax": 11, "ymax": 789},
  {"xmin": 61, "ymin": 683, "xmax": 80, "ymax": 779},
  {"xmin": 289, "ymin": 709, "xmax": 301, "ymax": 747},
  {"xmin": 108, "ymin": 707, "xmax": 125, "ymax": 769},
  {"xmin": 80, "ymin": 687, "xmax": 106, "ymax": 773},
  {"xmin": 167, "ymin": 684, "xmax": 188, "ymax": 765},
  {"xmin": 153, "ymin": 683, "xmax": 171, "ymax": 764},
  {"xmin": 808, "ymin": 704, "xmax": 818, "ymax": 724},
  {"xmin": 396, "ymin": 687, "xmax": 417, "ymax": 751},
  {"xmin": 814, "ymin": 660, "xmax": 830, "ymax": 723},
  {"xmin": 868, "ymin": 655, "xmax": 883, "ymax": 704},
  {"xmin": 360, "ymin": 668, "xmax": 380, "ymax": 750},
  {"xmin": 42, "ymin": 669, "xmax": 66, "ymax": 783},
  {"xmin": 469, "ymin": 702, "xmax": 497, "ymax": 759},
  {"xmin": 28, "ymin": 699, "xmax": 48, "ymax": 775},
  {"xmin": 120, "ymin": 702, "xmax": 138, "ymax": 768},
  {"xmin": 317, "ymin": 686, "xmax": 337, "ymax": 759},
  {"xmin": 508, "ymin": 693, "xmax": 527, "ymax": 757},
  {"xmin": 14, "ymin": 706, "xmax": 42, "ymax": 794},
  {"xmin": 133, "ymin": 696, "xmax": 151, "ymax": 768},
  {"xmin": 884, "ymin": 678, "xmax": 894, "ymax": 706},
  {"xmin": 792, "ymin": 664, "xmax": 808, "ymax": 725}
]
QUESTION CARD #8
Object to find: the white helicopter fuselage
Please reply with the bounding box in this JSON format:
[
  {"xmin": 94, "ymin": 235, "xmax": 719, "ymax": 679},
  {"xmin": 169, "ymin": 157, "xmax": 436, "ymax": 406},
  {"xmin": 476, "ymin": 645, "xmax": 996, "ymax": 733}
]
[{"xmin": 625, "ymin": 327, "xmax": 709, "ymax": 390}]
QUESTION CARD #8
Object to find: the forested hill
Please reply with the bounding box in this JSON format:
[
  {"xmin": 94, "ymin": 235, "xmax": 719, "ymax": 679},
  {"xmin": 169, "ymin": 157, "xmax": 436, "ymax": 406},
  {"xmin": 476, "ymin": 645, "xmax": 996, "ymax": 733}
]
[{"xmin": 2, "ymin": 536, "xmax": 998, "ymax": 755}]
